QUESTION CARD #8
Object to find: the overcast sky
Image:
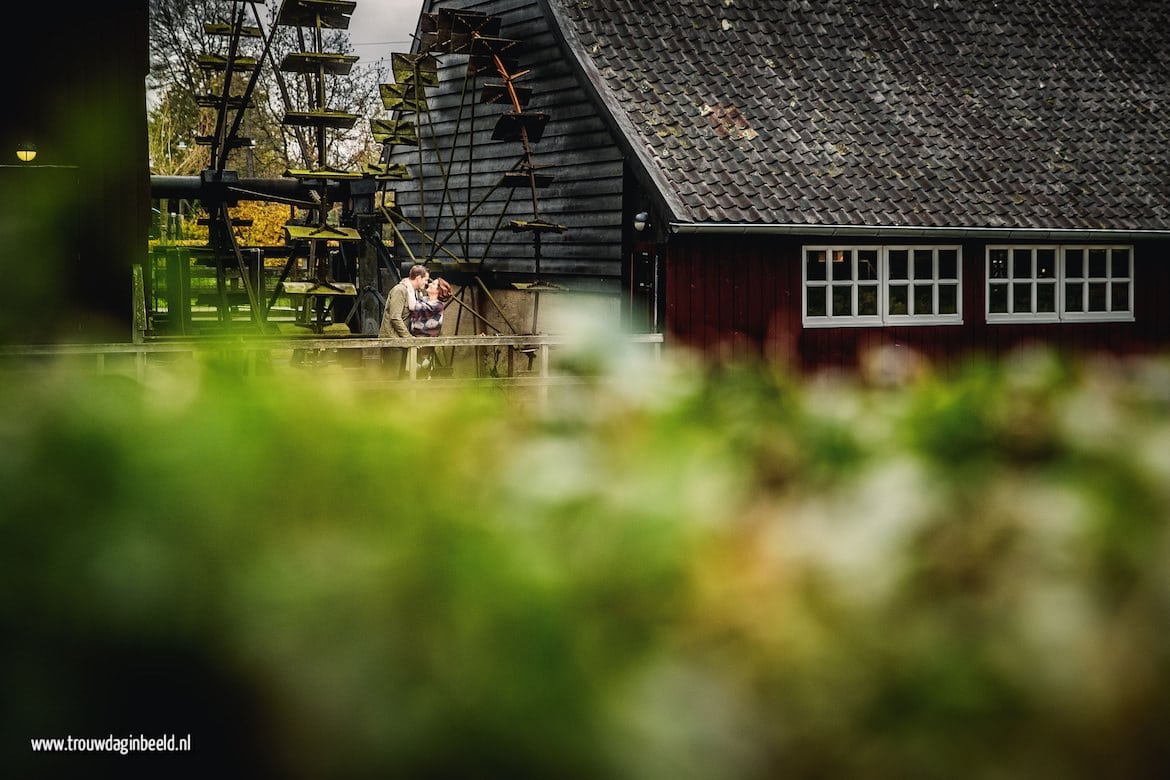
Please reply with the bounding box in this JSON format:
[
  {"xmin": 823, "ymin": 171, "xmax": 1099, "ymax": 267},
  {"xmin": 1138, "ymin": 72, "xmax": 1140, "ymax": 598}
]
[{"xmin": 347, "ymin": 0, "xmax": 427, "ymax": 69}]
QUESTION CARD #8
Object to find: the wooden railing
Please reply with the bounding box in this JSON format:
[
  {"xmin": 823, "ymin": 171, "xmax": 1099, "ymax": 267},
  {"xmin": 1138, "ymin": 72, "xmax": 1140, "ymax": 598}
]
[{"xmin": 0, "ymin": 333, "xmax": 666, "ymax": 386}]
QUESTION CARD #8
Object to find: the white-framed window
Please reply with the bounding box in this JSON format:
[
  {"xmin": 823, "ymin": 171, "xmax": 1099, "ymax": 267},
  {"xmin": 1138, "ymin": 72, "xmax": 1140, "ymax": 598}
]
[
  {"xmin": 803, "ymin": 246, "xmax": 882, "ymax": 325},
  {"xmin": 986, "ymin": 245, "xmax": 1133, "ymax": 323},
  {"xmin": 987, "ymin": 246, "xmax": 1059, "ymax": 322},
  {"xmin": 802, "ymin": 245, "xmax": 962, "ymax": 327}
]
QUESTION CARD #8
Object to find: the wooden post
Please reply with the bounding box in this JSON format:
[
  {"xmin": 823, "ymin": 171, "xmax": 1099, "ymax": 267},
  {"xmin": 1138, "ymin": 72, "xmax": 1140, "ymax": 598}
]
[
  {"xmin": 538, "ymin": 343, "xmax": 550, "ymax": 410},
  {"xmin": 131, "ymin": 264, "xmax": 147, "ymax": 344}
]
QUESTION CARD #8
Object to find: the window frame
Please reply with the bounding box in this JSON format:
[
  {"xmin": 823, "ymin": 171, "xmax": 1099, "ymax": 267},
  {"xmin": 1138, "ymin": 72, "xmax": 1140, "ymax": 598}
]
[
  {"xmin": 801, "ymin": 245, "xmax": 883, "ymax": 327},
  {"xmin": 801, "ymin": 244, "xmax": 963, "ymax": 328},
  {"xmin": 985, "ymin": 244, "xmax": 1134, "ymax": 324},
  {"xmin": 985, "ymin": 245, "xmax": 1061, "ymax": 323}
]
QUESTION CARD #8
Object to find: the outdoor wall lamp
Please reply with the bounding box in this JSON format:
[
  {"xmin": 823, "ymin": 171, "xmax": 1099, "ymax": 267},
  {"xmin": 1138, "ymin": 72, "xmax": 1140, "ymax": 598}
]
[
  {"xmin": 16, "ymin": 142, "xmax": 37, "ymax": 163},
  {"xmin": 633, "ymin": 211, "xmax": 650, "ymax": 232}
]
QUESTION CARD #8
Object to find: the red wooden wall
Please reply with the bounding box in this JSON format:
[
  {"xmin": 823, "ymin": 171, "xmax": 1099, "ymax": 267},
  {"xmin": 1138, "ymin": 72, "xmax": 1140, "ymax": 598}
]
[{"xmin": 663, "ymin": 234, "xmax": 1170, "ymax": 375}]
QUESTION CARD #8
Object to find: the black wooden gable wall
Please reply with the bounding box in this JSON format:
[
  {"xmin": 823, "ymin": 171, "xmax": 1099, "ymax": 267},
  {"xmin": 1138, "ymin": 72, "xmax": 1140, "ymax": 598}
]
[{"xmin": 392, "ymin": 0, "xmax": 624, "ymax": 292}]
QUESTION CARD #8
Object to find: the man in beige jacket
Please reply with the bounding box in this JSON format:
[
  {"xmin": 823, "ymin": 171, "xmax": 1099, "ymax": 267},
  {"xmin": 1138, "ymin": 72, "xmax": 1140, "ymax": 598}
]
[{"xmin": 380, "ymin": 264, "xmax": 430, "ymax": 374}]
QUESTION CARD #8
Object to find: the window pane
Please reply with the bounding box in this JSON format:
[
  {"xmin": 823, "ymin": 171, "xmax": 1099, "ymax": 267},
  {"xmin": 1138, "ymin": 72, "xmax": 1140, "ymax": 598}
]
[
  {"xmin": 806, "ymin": 250, "xmax": 827, "ymax": 281},
  {"xmin": 914, "ymin": 284, "xmax": 933, "ymax": 315},
  {"xmin": 1111, "ymin": 282, "xmax": 1129, "ymax": 312},
  {"xmin": 939, "ymin": 284, "xmax": 958, "ymax": 314},
  {"xmin": 989, "ymin": 249, "xmax": 1008, "ymax": 279},
  {"xmin": 889, "ymin": 250, "xmax": 908, "ymax": 280},
  {"xmin": 1037, "ymin": 282, "xmax": 1056, "ymax": 312},
  {"xmin": 1088, "ymin": 282, "xmax": 1107, "ymax": 311},
  {"xmin": 807, "ymin": 286, "xmax": 826, "ymax": 316},
  {"xmin": 989, "ymin": 283, "xmax": 1008, "ymax": 313},
  {"xmin": 1112, "ymin": 249, "xmax": 1130, "ymax": 278},
  {"xmin": 832, "ymin": 285, "xmax": 853, "ymax": 316},
  {"xmin": 938, "ymin": 249, "xmax": 958, "ymax": 280},
  {"xmin": 1066, "ymin": 249, "xmax": 1083, "ymax": 278},
  {"xmin": 833, "ymin": 249, "xmax": 854, "ymax": 281},
  {"xmin": 914, "ymin": 250, "xmax": 933, "ymax": 280},
  {"xmin": 1088, "ymin": 249, "xmax": 1107, "ymax": 278},
  {"xmin": 1065, "ymin": 283, "xmax": 1083, "ymax": 312},
  {"xmin": 858, "ymin": 250, "xmax": 878, "ymax": 281},
  {"xmin": 1013, "ymin": 282, "xmax": 1032, "ymax": 313},
  {"xmin": 859, "ymin": 285, "xmax": 878, "ymax": 315},
  {"xmin": 1013, "ymin": 249, "xmax": 1033, "ymax": 279},
  {"xmin": 1037, "ymin": 250, "xmax": 1056, "ymax": 278},
  {"xmin": 888, "ymin": 285, "xmax": 909, "ymax": 315}
]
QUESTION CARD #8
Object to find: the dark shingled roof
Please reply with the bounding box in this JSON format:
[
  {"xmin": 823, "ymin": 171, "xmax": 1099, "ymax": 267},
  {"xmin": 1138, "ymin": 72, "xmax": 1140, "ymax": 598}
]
[{"xmin": 544, "ymin": 0, "xmax": 1170, "ymax": 232}]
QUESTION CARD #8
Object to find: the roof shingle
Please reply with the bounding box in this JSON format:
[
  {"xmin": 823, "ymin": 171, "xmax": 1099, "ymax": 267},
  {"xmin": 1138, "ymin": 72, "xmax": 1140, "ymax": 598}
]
[{"xmin": 547, "ymin": 0, "xmax": 1170, "ymax": 230}]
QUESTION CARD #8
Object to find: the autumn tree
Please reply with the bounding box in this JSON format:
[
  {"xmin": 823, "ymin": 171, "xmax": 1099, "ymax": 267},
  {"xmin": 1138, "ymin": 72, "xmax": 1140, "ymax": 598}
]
[
  {"xmin": 148, "ymin": 0, "xmax": 388, "ymax": 246},
  {"xmin": 147, "ymin": 0, "xmax": 386, "ymax": 178}
]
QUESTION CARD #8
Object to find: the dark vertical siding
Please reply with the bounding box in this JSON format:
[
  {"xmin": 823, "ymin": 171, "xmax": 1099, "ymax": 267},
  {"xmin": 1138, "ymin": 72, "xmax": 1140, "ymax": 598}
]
[
  {"xmin": 1135, "ymin": 244, "xmax": 1170, "ymax": 348},
  {"xmin": 666, "ymin": 235, "xmax": 1170, "ymax": 374},
  {"xmin": 390, "ymin": 0, "xmax": 624, "ymax": 290}
]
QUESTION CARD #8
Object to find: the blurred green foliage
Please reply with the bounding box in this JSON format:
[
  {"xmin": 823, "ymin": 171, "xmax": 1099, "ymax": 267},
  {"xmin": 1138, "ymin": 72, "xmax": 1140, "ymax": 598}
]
[{"xmin": 2, "ymin": 345, "xmax": 1169, "ymax": 778}]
